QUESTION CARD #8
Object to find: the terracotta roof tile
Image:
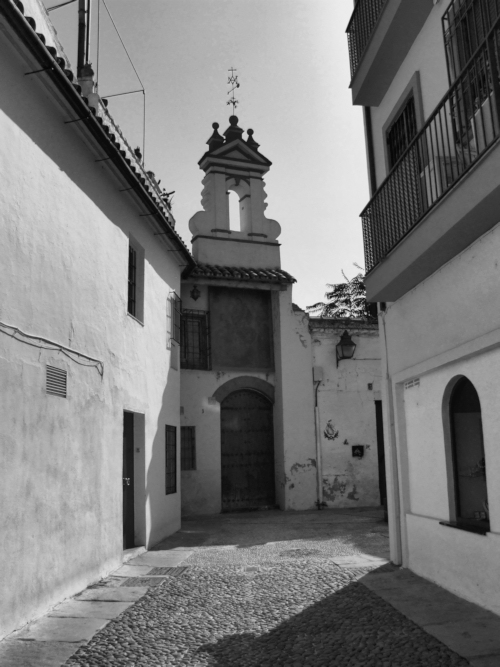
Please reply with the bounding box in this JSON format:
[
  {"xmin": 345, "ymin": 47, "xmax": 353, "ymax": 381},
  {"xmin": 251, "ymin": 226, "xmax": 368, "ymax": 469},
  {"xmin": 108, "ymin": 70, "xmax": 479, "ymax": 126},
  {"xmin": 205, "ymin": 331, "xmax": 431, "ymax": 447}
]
[{"xmin": 184, "ymin": 263, "xmax": 296, "ymax": 284}]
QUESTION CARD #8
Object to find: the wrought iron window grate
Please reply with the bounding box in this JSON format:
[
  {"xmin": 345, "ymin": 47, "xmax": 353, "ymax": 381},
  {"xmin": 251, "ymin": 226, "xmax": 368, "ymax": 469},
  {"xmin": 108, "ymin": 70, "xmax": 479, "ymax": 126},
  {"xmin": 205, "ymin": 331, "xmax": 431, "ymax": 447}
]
[
  {"xmin": 165, "ymin": 425, "xmax": 177, "ymax": 495},
  {"xmin": 361, "ymin": 10, "xmax": 500, "ymax": 273},
  {"xmin": 181, "ymin": 426, "xmax": 196, "ymax": 471},
  {"xmin": 46, "ymin": 365, "xmax": 67, "ymax": 398},
  {"xmin": 181, "ymin": 310, "xmax": 211, "ymax": 370},
  {"xmin": 128, "ymin": 245, "xmax": 137, "ymax": 317}
]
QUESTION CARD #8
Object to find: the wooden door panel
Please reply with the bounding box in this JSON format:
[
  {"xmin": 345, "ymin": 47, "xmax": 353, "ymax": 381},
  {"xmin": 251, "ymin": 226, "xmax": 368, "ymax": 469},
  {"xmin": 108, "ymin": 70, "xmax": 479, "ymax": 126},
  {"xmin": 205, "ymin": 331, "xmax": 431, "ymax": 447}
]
[{"xmin": 221, "ymin": 390, "xmax": 275, "ymax": 511}]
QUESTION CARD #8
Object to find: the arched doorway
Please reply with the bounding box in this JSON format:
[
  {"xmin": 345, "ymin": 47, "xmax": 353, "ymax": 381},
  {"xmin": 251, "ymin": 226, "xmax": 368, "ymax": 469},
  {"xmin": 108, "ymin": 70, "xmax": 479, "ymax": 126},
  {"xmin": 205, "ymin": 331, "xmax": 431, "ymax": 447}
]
[
  {"xmin": 221, "ymin": 389, "xmax": 275, "ymax": 512},
  {"xmin": 450, "ymin": 377, "xmax": 489, "ymax": 529}
]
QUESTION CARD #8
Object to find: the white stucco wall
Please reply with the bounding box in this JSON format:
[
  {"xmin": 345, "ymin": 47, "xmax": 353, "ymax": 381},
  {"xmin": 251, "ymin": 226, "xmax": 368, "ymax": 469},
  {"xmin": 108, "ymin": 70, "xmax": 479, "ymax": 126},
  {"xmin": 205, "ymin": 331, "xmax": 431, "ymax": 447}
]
[
  {"xmin": 370, "ymin": 1, "xmax": 449, "ymax": 187},
  {"xmin": 0, "ymin": 35, "xmax": 182, "ymax": 638},
  {"xmin": 310, "ymin": 321, "xmax": 382, "ymax": 508},
  {"xmin": 381, "ymin": 222, "xmax": 500, "ymax": 613}
]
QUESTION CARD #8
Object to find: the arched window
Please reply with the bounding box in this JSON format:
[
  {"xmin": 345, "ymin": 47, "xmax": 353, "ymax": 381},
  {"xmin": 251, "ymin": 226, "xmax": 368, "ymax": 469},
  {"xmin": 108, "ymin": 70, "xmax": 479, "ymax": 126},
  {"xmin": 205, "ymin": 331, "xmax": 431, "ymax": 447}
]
[
  {"xmin": 450, "ymin": 377, "xmax": 489, "ymax": 530},
  {"xmin": 227, "ymin": 190, "xmax": 240, "ymax": 231}
]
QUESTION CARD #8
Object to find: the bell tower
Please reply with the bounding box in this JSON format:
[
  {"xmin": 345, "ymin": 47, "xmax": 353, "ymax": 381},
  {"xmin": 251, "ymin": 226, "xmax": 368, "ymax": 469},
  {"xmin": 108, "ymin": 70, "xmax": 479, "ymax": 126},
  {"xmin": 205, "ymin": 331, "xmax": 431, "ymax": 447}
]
[{"xmin": 189, "ymin": 116, "xmax": 282, "ymax": 269}]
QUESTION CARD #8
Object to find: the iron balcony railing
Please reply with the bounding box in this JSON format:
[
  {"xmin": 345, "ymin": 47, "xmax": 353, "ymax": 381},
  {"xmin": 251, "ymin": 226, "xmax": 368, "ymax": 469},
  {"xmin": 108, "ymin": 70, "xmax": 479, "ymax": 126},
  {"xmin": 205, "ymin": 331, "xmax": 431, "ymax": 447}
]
[
  {"xmin": 346, "ymin": 0, "xmax": 387, "ymax": 79},
  {"xmin": 361, "ymin": 15, "xmax": 500, "ymax": 273}
]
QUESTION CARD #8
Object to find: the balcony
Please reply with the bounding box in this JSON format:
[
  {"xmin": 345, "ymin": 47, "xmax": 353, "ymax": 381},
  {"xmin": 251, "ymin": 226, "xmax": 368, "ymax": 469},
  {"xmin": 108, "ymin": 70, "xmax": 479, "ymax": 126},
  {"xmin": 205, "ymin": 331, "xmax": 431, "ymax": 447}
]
[
  {"xmin": 362, "ymin": 21, "xmax": 500, "ymax": 301},
  {"xmin": 347, "ymin": 0, "xmax": 434, "ymax": 106}
]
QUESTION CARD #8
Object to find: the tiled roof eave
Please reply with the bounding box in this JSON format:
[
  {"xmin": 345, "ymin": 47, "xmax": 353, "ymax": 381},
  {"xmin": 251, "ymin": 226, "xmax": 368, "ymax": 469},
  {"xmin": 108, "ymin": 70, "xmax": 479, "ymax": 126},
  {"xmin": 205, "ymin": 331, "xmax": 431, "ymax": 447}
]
[
  {"xmin": 2, "ymin": 0, "xmax": 194, "ymax": 267},
  {"xmin": 182, "ymin": 263, "xmax": 296, "ymax": 285}
]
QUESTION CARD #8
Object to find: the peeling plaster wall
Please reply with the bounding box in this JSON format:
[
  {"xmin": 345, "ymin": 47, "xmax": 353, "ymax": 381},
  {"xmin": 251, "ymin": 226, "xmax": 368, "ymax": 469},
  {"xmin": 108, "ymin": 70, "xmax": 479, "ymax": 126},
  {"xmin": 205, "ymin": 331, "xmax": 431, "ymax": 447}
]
[
  {"xmin": 310, "ymin": 321, "xmax": 382, "ymax": 508},
  {"xmin": 274, "ymin": 293, "xmax": 317, "ymax": 511},
  {"xmin": 0, "ymin": 40, "xmax": 182, "ymax": 639}
]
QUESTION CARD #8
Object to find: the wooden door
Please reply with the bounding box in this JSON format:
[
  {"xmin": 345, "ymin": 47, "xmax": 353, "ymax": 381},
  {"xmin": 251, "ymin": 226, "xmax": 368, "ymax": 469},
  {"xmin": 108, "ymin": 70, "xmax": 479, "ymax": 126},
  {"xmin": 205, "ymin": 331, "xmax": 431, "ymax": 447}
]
[
  {"xmin": 221, "ymin": 390, "xmax": 275, "ymax": 511},
  {"xmin": 123, "ymin": 411, "xmax": 135, "ymax": 549},
  {"xmin": 375, "ymin": 400, "xmax": 387, "ymax": 508}
]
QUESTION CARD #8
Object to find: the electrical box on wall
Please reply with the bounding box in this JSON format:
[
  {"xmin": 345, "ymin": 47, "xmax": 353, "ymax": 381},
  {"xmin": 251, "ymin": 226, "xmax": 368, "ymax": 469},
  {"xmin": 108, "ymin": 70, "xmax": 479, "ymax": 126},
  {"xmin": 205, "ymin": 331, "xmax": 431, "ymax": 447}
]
[{"xmin": 313, "ymin": 366, "xmax": 323, "ymax": 382}]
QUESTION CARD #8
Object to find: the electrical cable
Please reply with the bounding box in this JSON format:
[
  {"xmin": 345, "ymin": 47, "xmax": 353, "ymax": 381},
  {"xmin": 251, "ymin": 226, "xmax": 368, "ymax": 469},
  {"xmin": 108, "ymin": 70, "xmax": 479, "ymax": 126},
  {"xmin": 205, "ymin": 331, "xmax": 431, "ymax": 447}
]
[
  {"xmin": 100, "ymin": 0, "xmax": 146, "ymax": 159},
  {"xmin": 0, "ymin": 321, "xmax": 104, "ymax": 376}
]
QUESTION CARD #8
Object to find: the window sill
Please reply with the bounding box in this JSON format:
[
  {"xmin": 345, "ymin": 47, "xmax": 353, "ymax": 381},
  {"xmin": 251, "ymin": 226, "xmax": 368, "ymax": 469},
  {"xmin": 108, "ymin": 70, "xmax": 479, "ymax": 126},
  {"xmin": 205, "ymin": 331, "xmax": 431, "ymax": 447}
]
[
  {"xmin": 127, "ymin": 312, "xmax": 144, "ymax": 327},
  {"xmin": 439, "ymin": 521, "xmax": 489, "ymax": 536}
]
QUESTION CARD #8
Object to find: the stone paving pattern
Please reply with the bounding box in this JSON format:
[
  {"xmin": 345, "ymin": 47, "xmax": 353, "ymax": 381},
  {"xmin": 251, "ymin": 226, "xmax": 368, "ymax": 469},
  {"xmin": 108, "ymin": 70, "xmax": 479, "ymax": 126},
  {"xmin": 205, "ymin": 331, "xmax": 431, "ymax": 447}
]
[{"xmin": 64, "ymin": 509, "xmax": 471, "ymax": 667}]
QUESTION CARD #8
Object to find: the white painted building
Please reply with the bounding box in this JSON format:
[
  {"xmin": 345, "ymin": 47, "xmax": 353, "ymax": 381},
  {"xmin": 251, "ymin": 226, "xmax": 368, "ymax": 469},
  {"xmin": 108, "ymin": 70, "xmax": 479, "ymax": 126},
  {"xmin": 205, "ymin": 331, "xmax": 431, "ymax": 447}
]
[
  {"xmin": 180, "ymin": 117, "xmax": 318, "ymax": 514},
  {"xmin": 310, "ymin": 318, "xmax": 384, "ymax": 509},
  {"xmin": 0, "ymin": 0, "xmax": 193, "ymax": 640},
  {"xmin": 347, "ymin": 0, "xmax": 500, "ymax": 614}
]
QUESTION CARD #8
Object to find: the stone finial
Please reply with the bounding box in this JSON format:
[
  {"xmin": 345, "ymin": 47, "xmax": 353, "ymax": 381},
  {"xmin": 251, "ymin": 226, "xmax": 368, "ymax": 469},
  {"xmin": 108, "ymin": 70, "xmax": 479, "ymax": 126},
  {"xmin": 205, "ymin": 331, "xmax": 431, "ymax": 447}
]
[
  {"xmin": 207, "ymin": 122, "xmax": 224, "ymax": 152},
  {"xmin": 246, "ymin": 128, "xmax": 260, "ymax": 149},
  {"xmin": 224, "ymin": 115, "xmax": 244, "ymax": 144}
]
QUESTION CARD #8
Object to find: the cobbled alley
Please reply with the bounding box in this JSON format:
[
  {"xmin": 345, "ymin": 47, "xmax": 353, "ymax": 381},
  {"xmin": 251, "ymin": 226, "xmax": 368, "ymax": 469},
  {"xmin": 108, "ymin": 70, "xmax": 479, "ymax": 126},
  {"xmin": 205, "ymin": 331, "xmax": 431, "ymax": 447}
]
[{"xmin": 68, "ymin": 508, "xmax": 471, "ymax": 667}]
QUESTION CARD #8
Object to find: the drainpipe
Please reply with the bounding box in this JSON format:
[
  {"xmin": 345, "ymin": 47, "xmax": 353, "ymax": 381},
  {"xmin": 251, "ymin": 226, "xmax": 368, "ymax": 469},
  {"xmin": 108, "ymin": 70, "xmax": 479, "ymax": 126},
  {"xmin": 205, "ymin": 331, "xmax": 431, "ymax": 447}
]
[
  {"xmin": 313, "ymin": 368, "xmax": 326, "ymax": 509},
  {"xmin": 379, "ymin": 305, "xmax": 403, "ymax": 564}
]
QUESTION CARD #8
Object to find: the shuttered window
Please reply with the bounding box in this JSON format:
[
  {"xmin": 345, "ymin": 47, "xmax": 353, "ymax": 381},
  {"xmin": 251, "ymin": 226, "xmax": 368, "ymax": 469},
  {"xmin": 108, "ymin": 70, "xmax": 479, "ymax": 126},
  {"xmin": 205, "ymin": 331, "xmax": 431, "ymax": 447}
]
[
  {"xmin": 46, "ymin": 365, "xmax": 67, "ymax": 398},
  {"xmin": 165, "ymin": 425, "xmax": 177, "ymax": 494},
  {"xmin": 181, "ymin": 426, "xmax": 196, "ymax": 470}
]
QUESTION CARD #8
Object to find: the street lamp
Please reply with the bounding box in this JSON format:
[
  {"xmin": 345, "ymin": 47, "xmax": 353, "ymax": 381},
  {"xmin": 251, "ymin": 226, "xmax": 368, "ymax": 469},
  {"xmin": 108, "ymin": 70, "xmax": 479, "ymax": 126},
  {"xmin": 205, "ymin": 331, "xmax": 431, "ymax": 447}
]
[
  {"xmin": 190, "ymin": 285, "xmax": 201, "ymax": 301},
  {"xmin": 336, "ymin": 330, "xmax": 356, "ymax": 367}
]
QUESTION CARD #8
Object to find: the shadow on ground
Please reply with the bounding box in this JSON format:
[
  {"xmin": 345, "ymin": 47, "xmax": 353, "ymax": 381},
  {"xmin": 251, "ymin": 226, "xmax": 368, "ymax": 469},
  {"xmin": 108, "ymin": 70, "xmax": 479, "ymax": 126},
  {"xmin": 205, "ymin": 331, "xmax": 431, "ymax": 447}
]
[{"xmin": 195, "ymin": 570, "xmax": 468, "ymax": 667}]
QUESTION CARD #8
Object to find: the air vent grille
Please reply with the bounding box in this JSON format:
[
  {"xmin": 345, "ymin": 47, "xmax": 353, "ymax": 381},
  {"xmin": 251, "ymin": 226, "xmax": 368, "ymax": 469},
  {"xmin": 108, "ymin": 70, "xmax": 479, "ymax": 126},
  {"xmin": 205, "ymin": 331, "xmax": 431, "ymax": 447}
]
[
  {"xmin": 404, "ymin": 378, "xmax": 420, "ymax": 390},
  {"xmin": 46, "ymin": 365, "xmax": 67, "ymax": 398}
]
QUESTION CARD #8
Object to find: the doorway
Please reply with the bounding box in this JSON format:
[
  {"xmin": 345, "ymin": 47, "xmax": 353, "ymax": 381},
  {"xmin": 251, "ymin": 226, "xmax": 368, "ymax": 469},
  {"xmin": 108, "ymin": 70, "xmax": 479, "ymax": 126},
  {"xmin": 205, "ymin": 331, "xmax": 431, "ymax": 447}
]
[
  {"xmin": 221, "ymin": 389, "xmax": 275, "ymax": 511},
  {"xmin": 123, "ymin": 411, "xmax": 135, "ymax": 549},
  {"xmin": 375, "ymin": 400, "xmax": 387, "ymax": 510}
]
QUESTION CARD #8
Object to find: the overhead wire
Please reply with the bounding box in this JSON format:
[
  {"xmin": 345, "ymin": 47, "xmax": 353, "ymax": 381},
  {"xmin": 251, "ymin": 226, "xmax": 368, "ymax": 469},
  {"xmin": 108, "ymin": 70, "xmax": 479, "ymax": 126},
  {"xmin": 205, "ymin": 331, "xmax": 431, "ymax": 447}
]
[{"xmin": 100, "ymin": 0, "xmax": 146, "ymax": 160}]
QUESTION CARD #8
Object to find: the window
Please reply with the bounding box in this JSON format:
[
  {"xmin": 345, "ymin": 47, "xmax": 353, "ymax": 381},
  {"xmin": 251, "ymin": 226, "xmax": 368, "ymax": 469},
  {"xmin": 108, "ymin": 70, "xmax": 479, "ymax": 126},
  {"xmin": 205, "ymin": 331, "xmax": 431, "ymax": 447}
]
[
  {"xmin": 386, "ymin": 95, "xmax": 418, "ymax": 169},
  {"xmin": 128, "ymin": 245, "xmax": 137, "ymax": 316},
  {"xmin": 128, "ymin": 239, "xmax": 144, "ymax": 321},
  {"xmin": 443, "ymin": 0, "xmax": 499, "ymax": 82},
  {"xmin": 181, "ymin": 310, "xmax": 210, "ymax": 370},
  {"xmin": 167, "ymin": 292, "xmax": 182, "ymax": 346},
  {"xmin": 181, "ymin": 426, "xmax": 196, "ymax": 470},
  {"xmin": 165, "ymin": 425, "xmax": 177, "ymax": 494},
  {"xmin": 449, "ymin": 377, "xmax": 489, "ymax": 531}
]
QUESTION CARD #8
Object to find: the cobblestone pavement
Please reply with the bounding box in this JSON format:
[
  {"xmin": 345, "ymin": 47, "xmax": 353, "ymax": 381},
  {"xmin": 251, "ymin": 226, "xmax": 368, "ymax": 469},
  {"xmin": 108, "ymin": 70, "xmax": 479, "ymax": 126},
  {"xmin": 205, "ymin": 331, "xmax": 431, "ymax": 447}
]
[{"xmin": 65, "ymin": 509, "xmax": 470, "ymax": 667}]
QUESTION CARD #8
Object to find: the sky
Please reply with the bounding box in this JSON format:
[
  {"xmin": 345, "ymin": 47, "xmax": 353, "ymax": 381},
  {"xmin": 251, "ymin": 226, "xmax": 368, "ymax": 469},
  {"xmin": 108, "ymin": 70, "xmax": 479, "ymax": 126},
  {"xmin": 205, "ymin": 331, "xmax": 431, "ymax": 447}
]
[{"xmin": 46, "ymin": 0, "xmax": 369, "ymax": 309}]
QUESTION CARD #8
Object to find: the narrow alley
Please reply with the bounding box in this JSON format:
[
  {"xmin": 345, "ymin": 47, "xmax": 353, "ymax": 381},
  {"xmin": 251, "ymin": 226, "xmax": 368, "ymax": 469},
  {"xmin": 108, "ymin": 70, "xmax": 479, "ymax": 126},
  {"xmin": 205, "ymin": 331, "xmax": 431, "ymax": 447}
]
[{"xmin": 3, "ymin": 508, "xmax": 500, "ymax": 666}]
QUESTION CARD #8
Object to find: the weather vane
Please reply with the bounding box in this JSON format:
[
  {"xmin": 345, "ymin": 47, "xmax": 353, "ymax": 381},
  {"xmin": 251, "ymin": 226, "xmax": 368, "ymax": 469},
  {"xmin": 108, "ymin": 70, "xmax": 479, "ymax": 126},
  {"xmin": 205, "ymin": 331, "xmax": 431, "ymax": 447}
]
[{"xmin": 227, "ymin": 67, "xmax": 240, "ymax": 114}]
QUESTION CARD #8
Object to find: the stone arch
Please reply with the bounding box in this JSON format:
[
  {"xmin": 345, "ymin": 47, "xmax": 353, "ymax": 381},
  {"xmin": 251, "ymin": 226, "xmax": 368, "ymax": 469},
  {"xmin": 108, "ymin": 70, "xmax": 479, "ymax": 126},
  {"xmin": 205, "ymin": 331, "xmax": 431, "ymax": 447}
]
[{"xmin": 212, "ymin": 376, "xmax": 275, "ymax": 404}]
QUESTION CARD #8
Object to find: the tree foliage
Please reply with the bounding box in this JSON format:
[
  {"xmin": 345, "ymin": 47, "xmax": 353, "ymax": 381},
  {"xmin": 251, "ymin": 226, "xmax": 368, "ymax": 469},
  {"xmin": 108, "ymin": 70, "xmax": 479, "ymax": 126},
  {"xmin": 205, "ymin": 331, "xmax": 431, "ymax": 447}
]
[{"xmin": 307, "ymin": 268, "xmax": 375, "ymax": 320}]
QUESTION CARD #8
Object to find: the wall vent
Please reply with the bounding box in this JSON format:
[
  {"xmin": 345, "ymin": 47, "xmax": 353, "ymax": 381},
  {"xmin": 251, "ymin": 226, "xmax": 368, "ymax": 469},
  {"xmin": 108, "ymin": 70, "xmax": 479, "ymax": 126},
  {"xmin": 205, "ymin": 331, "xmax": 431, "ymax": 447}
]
[
  {"xmin": 46, "ymin": 365, "xmax": 67, "ymax": 398},
  {"xmin": 404, "ymin": 378, "xmax": 420, "ymax": 390}
]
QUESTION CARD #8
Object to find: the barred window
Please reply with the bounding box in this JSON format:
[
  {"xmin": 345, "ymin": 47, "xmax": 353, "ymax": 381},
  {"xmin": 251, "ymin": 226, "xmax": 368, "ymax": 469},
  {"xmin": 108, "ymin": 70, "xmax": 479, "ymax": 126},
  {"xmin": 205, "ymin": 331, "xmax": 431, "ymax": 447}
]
[
  {"xmin": 167, "ymin": 292, "xmax": 182, "ymax": 345},
  {"xmin": 181, "ymin": 310, "xmax": 210, "ymax": 370},
  {"xmin": 386, "ymin": 95, "xmax": 417, "ymax": 169},
  {"xmin": 128, "ymin": 245, "xmax": 137, "ymax": 317},
  {"xmin": 181, "ymin": 426, "xmax": 196, "ymax": 471},
  {"xmin": 165, "ymin": 425, "xmax": 177, "ymax": 495}
]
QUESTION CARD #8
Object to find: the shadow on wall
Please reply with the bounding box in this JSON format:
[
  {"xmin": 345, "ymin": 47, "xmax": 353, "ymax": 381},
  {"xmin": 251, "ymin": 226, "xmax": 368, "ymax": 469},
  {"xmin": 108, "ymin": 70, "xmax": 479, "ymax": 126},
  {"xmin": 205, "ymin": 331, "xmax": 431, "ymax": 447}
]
[
  {"xmin": 195, "ymin": 566, "xmax": 461, "ymax": 667},
  {"xmin": 145, "ymin": 365, "xmax": 180, "ymax": 547}
]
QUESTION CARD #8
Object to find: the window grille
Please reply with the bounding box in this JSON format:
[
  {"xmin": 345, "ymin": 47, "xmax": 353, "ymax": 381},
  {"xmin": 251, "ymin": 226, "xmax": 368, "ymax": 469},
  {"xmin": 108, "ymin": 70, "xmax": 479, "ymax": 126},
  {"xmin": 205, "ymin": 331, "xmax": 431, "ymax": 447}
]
[
  {"xmin": 181, "ymin": 426, "xmax": 196, "ymax": 471},
  {"xmin": 46, "ymin": 365, "xmax": 67, "ymax": 397},
  {"xmin": 387, "ymin": 96, "xmax": 417, "ymax": 169},
  {"xmin": 168, "ymin": 293, "xmax": 182, "ymax": 344},
  {"xmin": 443, "ymin": 0, "xmax": 500, "ymax": 81},
  {"xmin": 128, "ymin": 245, "xmax": 137, "ymax": 317},
  {"xmin": 181, "ymin": 310, "xmax": 210, "ymax": 370},
  {"xmin": 165, "ymin": 425, "xmax": 177, "ymax": 495}
]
